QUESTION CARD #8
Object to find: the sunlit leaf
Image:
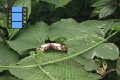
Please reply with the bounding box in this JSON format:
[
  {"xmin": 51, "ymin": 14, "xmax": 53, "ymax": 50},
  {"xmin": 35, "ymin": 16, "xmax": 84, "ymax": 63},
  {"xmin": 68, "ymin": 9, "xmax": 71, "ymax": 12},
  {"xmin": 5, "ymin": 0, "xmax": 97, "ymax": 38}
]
[
  {"xmin": 48, "ymin": 19, "xmax": 118, "ymax": 71},
  {"xmin": 0, "ymin": 42, "xmax": 19, "ymax": 72},
  {"xmin": 7, "ymin": 22, "xmax": 49, "ymax": 55},
  {"xmin": 9, "ymin": 51, "xmax": 101, "ymax": 80}
]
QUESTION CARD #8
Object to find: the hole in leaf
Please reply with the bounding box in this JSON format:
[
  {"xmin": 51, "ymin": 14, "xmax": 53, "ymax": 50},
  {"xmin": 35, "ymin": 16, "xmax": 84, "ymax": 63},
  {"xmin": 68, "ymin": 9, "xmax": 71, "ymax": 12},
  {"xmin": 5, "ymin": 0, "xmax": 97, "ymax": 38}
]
[{"xmin": 100, "ymin": 28, "xmax": 104, "ymax": 30}]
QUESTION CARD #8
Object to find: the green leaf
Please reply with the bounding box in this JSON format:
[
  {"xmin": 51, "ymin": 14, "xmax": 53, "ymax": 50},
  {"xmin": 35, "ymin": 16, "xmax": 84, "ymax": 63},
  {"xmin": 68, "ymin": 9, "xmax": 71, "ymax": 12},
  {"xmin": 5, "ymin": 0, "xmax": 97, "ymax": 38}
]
[
  {"xmin": 0, "ymin": 19, "xmax": 6, "ymax": 27},
  {"xmin": 49, "ymin": 19, "xmax": 116, "ymax": 56},
  {"xmin": 0, "ymin": 42, "xmax": 19, "ymax": 72},
  {"xmin": 77, "ymin": 43, "xmax": 119, "ymax": 71},
  {"xmin": 117, "ymin": 57, "xmax": 120, "ymax": 75},
  {"xmin": 84, "ymin": 60, "xmax": 101, "ymax": 71},
  {"xmin": 48, "ymin": 19, "xmax": 118, "ymax": 71},
  {"xmin": 94, "ymin": 43, "xmax": 119, "ymax": 60},
  {"xmin": 99, "ymin": 4, "xmax": 117, "ymax": 19},
  {"xmin": 49, "ymin": 19, "xmax": 115, "ymax": 40},
  {"xmin": 0, "ymin": 18, "xmax": 20, "ymax": 40},
  {"xmin": 82, "ymin": 43, "xmax": 119, "ymax": 60},
  {"xmin": 13, "ymin": 0, "xmax": 31, "ymax": 18},
  {"xmin": 0, "ymin": 0, "xmax": 7, "ymax": 9},
  {"xmin": 9, "ymin": 51, "xmax": 100, "ymax": 80},
  {"xmin": 33, "ymin": 50, "xmax": 45, "ymax": 64},
  {"xmin": 68, "ymin": 53, "xmax": 101, "ymax": 71},
  {"xmin": 92, "ymin": 0, "xmax": 111, "ymax": 7},
  {"xmin": 7, "ymin": 29, "xmax": 20, "ymax": 40},
  {"xmin": 75, "ymin": 43, "xmax": 119, "ymax": 70},
  {"xmin": 90, "ymin": 6, "xmax": 103, "ymax": 17},
  {"xmin": 0, "ymin": 75, "xmax": 20, "ymax": 80},
  {"xmin": 0, "ymin": 29, "xmax": 4, "ymax": 38},
  {"xmin": 0, "ymin": 37, "xmax": 3, "ymax": 42},
  {"xmin": 0, "ymin": 12, "xmax": 6, "ymax": 20},
  {"xmin": 110, "ymin": 21, "xmax": 120, "ymax": 31},
  {"xmin": 7, "ymin": 22, "xmax": 49, "ymax": 55},
  {"xmin": 41, "ymin": 0, "xmax": 71, "ymax": 7}
]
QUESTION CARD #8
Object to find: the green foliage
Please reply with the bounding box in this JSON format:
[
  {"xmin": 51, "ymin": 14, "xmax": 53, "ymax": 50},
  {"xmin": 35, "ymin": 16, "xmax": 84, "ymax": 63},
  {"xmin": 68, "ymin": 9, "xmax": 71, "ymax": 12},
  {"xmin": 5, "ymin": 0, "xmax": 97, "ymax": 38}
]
[
  {"xmin": 9, "ymin": 51, "xmax": 100, "ymax": 80},
  {"xmin": 0, "ymin": 19, "xmax": 19, "ymax": 40},
  {"xmin": 110, "ymin": 21, "xmax": 120, "ymax": 31},
  {"xmin": 99, "ymin": 3, "xmax": 117, "ymax": 19},
  {"xmin": 0, "ymin": 0, "xmax": 31, "ymax": 39},
  {"xmin": 32, "ymin": 50, "xmax": 45, "ymax": 64},
  {"xmin": 0, "ymin": 0, "xmax": 120, "ymax": 80},
  {"xmin": 41, "ymin": 0, "xmax": 71, "ymax": 7},
  {"xmin": 7, "ymin": 22, "xmax": 49, "ymax": 54},
  {"xmin": 0, "ymin": 75, "xmax": 20, "ymax": 80},
  {"xmin": 91, "ymin": 0, "xmax": 118, "ymax": 19},
  {"xmin": 117, "ymin": 57, "xmax": 120, "ymax": 75},
  {"xmin": 0, "ymin": 39, "xmax": 19, "ymax": 72},
  {"xmin": 92, "ymin": 0, "xmax": 111, "ymax": 7},
  {"xmin": 0, "ymin": 12, "xmax": 6, "ymax": 20}
]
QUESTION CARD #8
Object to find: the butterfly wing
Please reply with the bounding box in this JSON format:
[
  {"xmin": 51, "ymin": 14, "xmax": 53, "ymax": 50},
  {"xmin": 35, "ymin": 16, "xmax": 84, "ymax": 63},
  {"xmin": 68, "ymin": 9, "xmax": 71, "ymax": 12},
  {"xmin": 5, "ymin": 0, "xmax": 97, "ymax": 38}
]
[
  {"xmin": 50, "ymin": 43, "xmax": 67, "ymax": 51},
  {"xmin": 36, "ymin": 43, "xmax": 51, "ymax": 51}
]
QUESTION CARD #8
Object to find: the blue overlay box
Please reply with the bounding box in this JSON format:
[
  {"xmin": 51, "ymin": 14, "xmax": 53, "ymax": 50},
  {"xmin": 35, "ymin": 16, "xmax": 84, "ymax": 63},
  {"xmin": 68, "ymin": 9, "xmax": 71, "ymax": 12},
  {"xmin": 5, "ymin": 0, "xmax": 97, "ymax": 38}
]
[
  {"xmin": 8, "ymin": 7, "xmax": 27, "ymax": 29},
  {"xmin": 12, "ymin": 13, "xmax": 22, "ymax": 21},
  {"xmin": 12, "ymin": 7, "xmax": 22, "ymax": 12},
  {"xmin": 12, "ymin": 22, "xmax": 22, "ymax": 28}
]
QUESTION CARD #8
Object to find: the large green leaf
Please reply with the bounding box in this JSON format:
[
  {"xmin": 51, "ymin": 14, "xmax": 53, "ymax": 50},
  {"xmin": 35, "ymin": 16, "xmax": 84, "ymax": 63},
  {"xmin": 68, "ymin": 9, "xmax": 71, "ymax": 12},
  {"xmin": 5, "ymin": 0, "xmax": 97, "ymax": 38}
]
[
  {"xmin": 0, "ymin": 42, "xmax": 19, "ymax": 72},
  {"xmin": 82, "ymin": 43, "xmax": 119, "ymax": 60},
  {"xmin": 49, "ymin": 19, "xmax": 116, "ymax": 40},
  {"xmin": 41, "ymin": 0, "xmax": 71, "ymax": 7},
  {"xmin": 7, "ymin": 22, "xmax": 49, "ymax": 55},
  {"xmin": 78, "ymin": 43, "xmax": 119, "ymax": 71},
  {"xmin": 32, "ymin": 50, "xmax": 45, "ymax": 65},
  {"xmin": 92, "ymin": 0, "xmax": 111, "ymax": 7},
  {"xmin": 66, "ymin": 54, "xmax": 101, "ymax": 71},
  {"xmin": 0, "ymin": 75, "xmax": 20, "ymax": 80},
  {"xmin": 48, "ymin": 19, "xmax": 119, "ymax": 71},
  {"xmin": 99, "ymin": 4, "xmax": 117, "ymax": 19},
  {"xmin": 9, "ymin": 51, "xmax": 101, "ymax": 80}
]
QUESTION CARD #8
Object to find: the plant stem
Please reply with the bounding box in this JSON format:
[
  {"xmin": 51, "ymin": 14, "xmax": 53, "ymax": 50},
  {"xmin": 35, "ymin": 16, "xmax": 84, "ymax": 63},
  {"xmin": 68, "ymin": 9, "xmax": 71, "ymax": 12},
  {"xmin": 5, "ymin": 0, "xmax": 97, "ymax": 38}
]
[
  {"xmin": 0, "ymin": 64, "xmax": 38, "ymax": 69},
  {"xmin": 39, "ymin": 65, "xmax": 55, "ymax": 80},
  {"xmin": 0, "ymin": 31, "xmax": 118, "ymax": 69},
  {"xmin": 105, "ymin": 31, "xmax": 118, "ymax": 42},
  {"xmin": 0, "ymin": 39, "xmax": 105, "ymax": 69}
]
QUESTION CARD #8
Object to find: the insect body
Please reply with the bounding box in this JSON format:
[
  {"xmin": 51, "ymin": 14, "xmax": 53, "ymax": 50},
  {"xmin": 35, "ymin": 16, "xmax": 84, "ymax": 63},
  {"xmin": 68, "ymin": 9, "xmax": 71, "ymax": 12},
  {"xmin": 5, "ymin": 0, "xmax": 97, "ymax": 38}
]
[{"xmin": 36, "ymin": 43, "xmax": 67, "ymax": 51}]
